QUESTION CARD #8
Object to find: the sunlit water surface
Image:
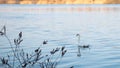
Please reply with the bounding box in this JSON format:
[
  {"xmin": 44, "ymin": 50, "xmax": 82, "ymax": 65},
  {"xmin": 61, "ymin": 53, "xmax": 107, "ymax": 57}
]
[{"xmin": 0, "ymin": 5, "xmax": 120, "ymax": 68}]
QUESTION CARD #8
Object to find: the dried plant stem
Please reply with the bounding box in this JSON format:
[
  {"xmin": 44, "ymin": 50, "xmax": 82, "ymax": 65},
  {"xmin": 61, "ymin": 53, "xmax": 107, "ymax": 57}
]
[
  {"xmin": 4, "ymin": 35, "xmax": 23, "ymax": 68},
  {"xmin": 0, "ymin": 26, "xmax": 67, "ymax": 68},
  {"xmin": 4, "ymin": 35, "xmax": 15, "ymax": 68}
]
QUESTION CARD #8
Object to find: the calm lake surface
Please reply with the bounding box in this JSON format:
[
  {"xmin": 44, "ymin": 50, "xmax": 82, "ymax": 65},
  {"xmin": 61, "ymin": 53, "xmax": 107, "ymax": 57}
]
[{"xmin": 0, "ymin": 4, "xmax": 120, "ymax": 68}]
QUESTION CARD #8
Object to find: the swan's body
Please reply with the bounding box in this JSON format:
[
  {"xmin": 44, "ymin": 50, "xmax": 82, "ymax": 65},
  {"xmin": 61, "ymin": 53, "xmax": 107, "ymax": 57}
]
[
  {"xmin": 43, "ymin": 40, "xmax": 48, "ymax": 44},
  {"xmin": 78, "ymin": 45, "xmax": 90, "ymax": 48}
]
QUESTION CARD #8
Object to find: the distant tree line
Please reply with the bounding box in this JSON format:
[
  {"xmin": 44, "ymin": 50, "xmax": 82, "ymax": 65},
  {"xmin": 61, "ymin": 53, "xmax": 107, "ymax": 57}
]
[{"xmin": 0, "ymin": 0, "xmax": 120, "ymax": 4}]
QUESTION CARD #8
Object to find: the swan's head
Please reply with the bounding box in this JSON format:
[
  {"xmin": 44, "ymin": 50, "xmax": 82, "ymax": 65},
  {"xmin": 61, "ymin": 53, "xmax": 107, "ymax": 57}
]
[
  {"xmin": 76, "ymin": 34, "xmax": 80, "ymax": 37},
  {"xmin": 76, "ymin": 34, "xmax": 80, "ymax": 43}
]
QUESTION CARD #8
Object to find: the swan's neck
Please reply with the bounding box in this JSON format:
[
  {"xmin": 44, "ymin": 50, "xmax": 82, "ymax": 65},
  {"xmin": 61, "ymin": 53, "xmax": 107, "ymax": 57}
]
[{"xmin": 77, "ymin": 35, "xmax": 80, "ymax": 44}]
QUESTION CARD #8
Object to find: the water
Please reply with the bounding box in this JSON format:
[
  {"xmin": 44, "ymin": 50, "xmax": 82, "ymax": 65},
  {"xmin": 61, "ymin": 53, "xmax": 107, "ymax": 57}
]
[{"xmin": 0, "ymin": 4, "xmax": 120, "ymax": 68}]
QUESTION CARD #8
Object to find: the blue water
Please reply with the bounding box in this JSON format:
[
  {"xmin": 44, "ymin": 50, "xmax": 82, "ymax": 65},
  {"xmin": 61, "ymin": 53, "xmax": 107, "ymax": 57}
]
[{"xmin": 0, "ymin": 4, "xmax": 120, "ymax": 68}]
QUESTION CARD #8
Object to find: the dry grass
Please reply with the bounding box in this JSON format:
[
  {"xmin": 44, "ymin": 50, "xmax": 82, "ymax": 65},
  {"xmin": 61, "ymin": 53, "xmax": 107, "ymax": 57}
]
[{"xmin": 0, "ymin": 26, "xmax": 67, "ymax": 68}]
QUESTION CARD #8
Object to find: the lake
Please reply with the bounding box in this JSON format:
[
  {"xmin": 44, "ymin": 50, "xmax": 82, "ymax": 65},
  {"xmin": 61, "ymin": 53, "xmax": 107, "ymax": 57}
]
[{"xmin": 0, "ymin": 4, "xmax": 120, "ymax": 68}]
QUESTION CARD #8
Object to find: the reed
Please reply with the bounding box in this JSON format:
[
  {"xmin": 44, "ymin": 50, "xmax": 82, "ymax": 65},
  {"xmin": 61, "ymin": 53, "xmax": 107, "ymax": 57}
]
[{"xmin": 0, "ymin": 26, "xmax": 67, "ymax": 68}]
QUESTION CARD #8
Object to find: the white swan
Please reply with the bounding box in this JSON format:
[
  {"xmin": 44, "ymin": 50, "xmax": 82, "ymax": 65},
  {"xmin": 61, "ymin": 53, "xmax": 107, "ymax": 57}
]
[
  {"xmin": 76, "ymin": 34, "xmax": 90, "ymax": 48},
  {"xmin": 76, "ymin": 34, "xmax": 90, "ymax": 57}
]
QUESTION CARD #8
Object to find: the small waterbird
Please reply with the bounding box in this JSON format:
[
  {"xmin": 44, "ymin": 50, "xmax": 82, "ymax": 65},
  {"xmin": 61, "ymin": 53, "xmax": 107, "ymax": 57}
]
[{"xmin": 78, "ymin": 45, "xmax": 90, "ymax": 48}]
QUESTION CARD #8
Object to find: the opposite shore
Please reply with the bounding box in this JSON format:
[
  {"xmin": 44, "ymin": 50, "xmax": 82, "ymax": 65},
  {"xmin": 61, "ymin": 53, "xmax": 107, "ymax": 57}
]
[{"xmin": 0, "ymin": 0, "xmax": 120, "ymax": 4}]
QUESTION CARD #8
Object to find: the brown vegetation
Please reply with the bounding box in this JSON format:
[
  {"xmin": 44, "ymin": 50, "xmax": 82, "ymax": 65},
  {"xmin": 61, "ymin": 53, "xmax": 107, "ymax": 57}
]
[
  {"xmin": 0, "ymin": 0, "xmax": 120, "ymax": 4},
  {"xmin": 0, "ymin": 26, "xmax": 67, "ymax": 68}
]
